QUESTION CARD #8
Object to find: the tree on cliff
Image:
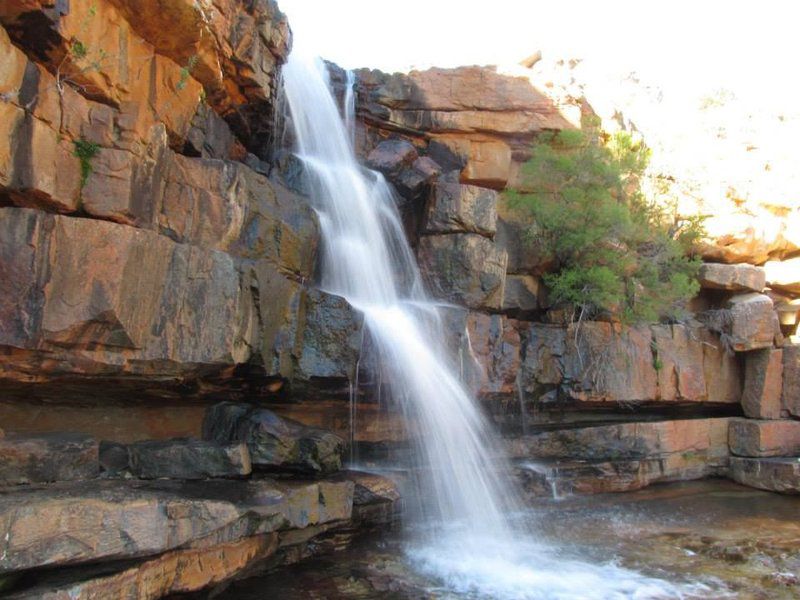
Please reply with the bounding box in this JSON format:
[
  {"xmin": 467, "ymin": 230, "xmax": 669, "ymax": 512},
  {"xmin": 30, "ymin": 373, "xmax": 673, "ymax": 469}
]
[{"xmin": 505, "ymin": 115, "xmax": 702, "ymax": 324}]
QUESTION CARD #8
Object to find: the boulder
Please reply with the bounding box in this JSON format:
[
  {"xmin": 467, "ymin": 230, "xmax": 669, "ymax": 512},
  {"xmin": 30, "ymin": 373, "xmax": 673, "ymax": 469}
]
[
  {"xmin": 703, "ymin": 293, "xmax": 777, "ymax": 351},
  {"xmin": 202, "ymin": 402, "xmax": 344, "ymax": 474},
  {"xmin": 742, "ymin": 348, "xmax": 784, "ymax": 419},
  {"xmin": 729, "ymin": 419, "xmax": 800, "ymax": 457},
  {"xmin": 423, "ymin": 175, "xmax": 498, "ymax": 237},
  {"xmin": 417, "ymin": 233, "xmax": 507, "ymax": 310},
  {"xmin": 0, "ymin": 433, "xmax": 99, "ymax": 485},
  {"xmin": 128, "ymin": 439, "xmax": 251, "ymax": 479},
  {"xmin": 764, "ymin": 257, "xmax": 800, "ymax": 295},
  {"xmin": 99, "ymin": 441, "xmax": 130, "ymax": 475},
  {"xmin": 783, "ymin": 345, "xmax": 800, "ymax": 416},
  {"xmin": 698, "ymin": 262, "xmax": 765, "ymax": 292},
  {"xmin": 729, "ymin": 457, "xmax": 800, "ymax": 494}
]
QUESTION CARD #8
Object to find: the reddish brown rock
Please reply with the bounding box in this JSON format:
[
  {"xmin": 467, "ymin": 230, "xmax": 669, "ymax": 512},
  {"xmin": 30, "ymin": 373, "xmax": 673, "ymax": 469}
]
[
  {"xmin": 455, "ymin": 312, "xmax": 521, "ymax": 396},
  {"xmin": 0, "ymin": 433, "xmax": 99, "ymax": 485},
  {"xmin": 783, "ymin": 345, "xmax": 800, "ymax": 416},
  {"xmin": 729, "ymin": 418, "xmax": 800, "ymax": 458},
  {"xmin": 509, "ymin": 418, "xmax": 730, "ymax": 462},
  {"xmin": 703, "ymin": 293, "xmax": 777, "ymax": 351},
  {"xmin": 698, "ymin": 262, "xmax": 765, "ymax": 292},
  {"xmin": 742, "ymin": 348, "xmax": 784, "ymax": 419},
  {"xmin": 8, "ymin": 534, "xmax": 280, "ymax": 600}
]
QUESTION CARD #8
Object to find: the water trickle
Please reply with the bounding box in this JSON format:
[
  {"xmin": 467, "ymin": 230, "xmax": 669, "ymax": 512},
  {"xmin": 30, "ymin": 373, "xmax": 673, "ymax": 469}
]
[{"xmin": 281, "ymin": 46, "xmax": 694, "ymax": 599}]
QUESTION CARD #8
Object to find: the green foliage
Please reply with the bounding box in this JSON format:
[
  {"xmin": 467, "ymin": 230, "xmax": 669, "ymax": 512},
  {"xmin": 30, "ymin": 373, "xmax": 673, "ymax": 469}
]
[
  {"xmin": 70, "ymin": 39, "xmax": 89, "ymax": 60},
  {"xmin": 176, "ymin": 55, "xmax": 199, "ymax": 91},
  {"xmin": 505, "ymin": 115, "xmax": 702, "ymax": 324},
  {"xmin": 72, "ymin": 138, "xmax": 101, "ymax": 189}
]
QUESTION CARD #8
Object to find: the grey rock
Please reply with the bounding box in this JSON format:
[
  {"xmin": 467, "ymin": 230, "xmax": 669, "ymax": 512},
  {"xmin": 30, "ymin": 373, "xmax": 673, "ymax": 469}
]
[
  {"xmin": 128, "ymin": 438, "xmax": 251, "ymax": 479},
  {"xmin": 0, "ymin": 433, "xmax": 98, "ymax": 485},
  {"xmin": 203, "ymin": 402, "xmax": 344, "ymax": 474}
]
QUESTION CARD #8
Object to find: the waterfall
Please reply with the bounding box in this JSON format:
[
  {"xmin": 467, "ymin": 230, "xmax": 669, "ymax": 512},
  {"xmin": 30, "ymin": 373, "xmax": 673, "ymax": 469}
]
[
  {"xmin": 281, "ymin": 47, "xmax": 694, "ymax": 600},
  {"xmin": 283, "ymin": 47, "xmax": 517, "ymax": 547}
]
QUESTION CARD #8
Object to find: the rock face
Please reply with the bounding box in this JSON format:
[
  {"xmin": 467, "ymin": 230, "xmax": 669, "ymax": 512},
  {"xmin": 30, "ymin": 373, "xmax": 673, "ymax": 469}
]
[
  {"xmin": 203, "ymin": 402, "xmax": 344, "ymax": 474},
  {"xmin": 356, "ymin": 66, "xmax": 575, "ymax": 189},
  {"xmin": 128, "ymin": 439, "xmax": 252, "ymax": 479},
  {"xmin": 423, "ymin": 174, "xmax": 498, "ymax": 237},
  {"xmin": 742, "ymin": 348, "xmax": 784, "ymax": 419},
  {"xmin": 518, "ymin": 322, "xmax": 740, "ymax": 405},
  {"xmin": 698, "ymin": 263, "xmax": 765, "ymax": 292},
  {"xmin": 512, "ymin": 418, "xmax": 730, "ymax": 496},
  {"xmin": 0, "ymin": 433, "xmax": 98, "ymax": 485},
  {"xmin": 783, "ymin": 345, "xmax": 800, "ymax": 416},
  {"xmin": 728, "ymin": 419, "xmax": 800, "ymax": 458},
  {"xmin": 418, "ymin": 234, "xmax": 507, "ymax": 310}
]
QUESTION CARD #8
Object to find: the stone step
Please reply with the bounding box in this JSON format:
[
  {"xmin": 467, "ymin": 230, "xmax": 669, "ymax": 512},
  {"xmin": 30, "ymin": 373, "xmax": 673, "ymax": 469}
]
[
  {"xmin": 728, "ymin": 418, "xmax": 800, "ymax": 457},
  {"xmin": 128, "ymin": 438, "xmax": 251, "ymax": 480},
  {"xmin": 0, "ymin": 433, "xmax": 98, "ymax": 485},
  {"xmin": 729, "ymin": 457, "xmax": 800, "ymax": 494}
]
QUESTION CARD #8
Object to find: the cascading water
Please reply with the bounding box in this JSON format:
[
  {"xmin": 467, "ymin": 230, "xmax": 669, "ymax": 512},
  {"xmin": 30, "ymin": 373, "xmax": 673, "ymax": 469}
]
[{"xmin": 281, "ymin": 45, "xmax": 705, "ymax": 600}]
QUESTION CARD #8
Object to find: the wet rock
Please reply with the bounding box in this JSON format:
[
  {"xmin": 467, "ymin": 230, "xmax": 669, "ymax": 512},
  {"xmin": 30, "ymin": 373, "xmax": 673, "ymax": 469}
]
[
  {"xmin": 423, "ymin": 174, "xmax": 498, "ymax": 237},
  {"xmin": 742, "ymin": 348, "xmax": 784, "ymax": 419},
  {"xmin": 783, "ymin": 345, "xmax": 800, "ymax": 416},
  {"xmin": 417, "ymin": 233, "xmax": 507, "ymax": 310},
  {"xmin": 7, "ymin": 534, "xmax": 280, "ymax": 600},
  {"xmin": 128, "ymin": 439, "xmax": 251, "ymax": 479},
  {"xmin": 729, "ymin": 457, "xmax": 800, "ymax": 494},
  {"xmin": 295, "ymin": 289, "xmax": 363, "ymax": 383},
  {"xmin": 202, "ymin": 402, "xmax": 344, "ymax": 474},
  {"xmin": 698, "ymin": 263, "xmax": 765, "ymax": 292},
  {"xmin": 703, "ymin": 293, "xmax": 776, "ymax": 351},
  {"xmin": 0, "ymin": 433, "xmax": 98, "ymax": 485},
  {"xmin": 764, "ymin": 257, "xmax": 800, "ymax": 294},
  {"xmin": 0, "ymin": 477, "xmax": 352, "ymax": 575},
  {"xmin": 729, "ymin": 418, "xmax": 800, "ymax": 458},
  {"xmin": 510, "ymin": 418, "xmax": 731, "ymax": 462}
]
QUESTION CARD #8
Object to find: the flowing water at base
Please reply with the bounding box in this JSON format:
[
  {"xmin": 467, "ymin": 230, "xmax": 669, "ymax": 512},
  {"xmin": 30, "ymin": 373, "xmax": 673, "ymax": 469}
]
[
  {"xmin": 279, "ymin": 47, "xmax": 748, "ymax": 599},
  {"xmin": 217, "ymin": 481, "xmax": 800, "ymax": 599}
]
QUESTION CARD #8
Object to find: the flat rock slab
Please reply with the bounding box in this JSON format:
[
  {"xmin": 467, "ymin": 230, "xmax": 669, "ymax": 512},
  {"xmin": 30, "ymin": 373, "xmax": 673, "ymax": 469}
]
[
  {"xmin": 729, "ymin": 418, "xmax": 800, "ymax": 457},
  {"xmin": 698, "ymin": 263, "xmax": 765, "ymax": 292},
  {"xmin": 730, "ymin": 457, "xmax": 800, "ymax": 494},
  {"xmin": 203, "ymin": 402, "xmax": 344, "ymax": 474},
  {"xmin": 0, "ymin": 433, "xmax": 98, "ymax": 485},
  {"xmin": 128, "ymin": 438, "xmax": 251, "ymax": 479},
  {"xmin": 0, "ymin": 477, "xmax": 354, "ymax": 575}
]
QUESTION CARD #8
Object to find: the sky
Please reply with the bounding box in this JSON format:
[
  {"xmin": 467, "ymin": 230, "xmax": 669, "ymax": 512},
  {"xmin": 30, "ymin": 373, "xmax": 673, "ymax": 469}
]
[{"xmin": 279, "ymin": 0, "xmax": 800, "ymax": 105}]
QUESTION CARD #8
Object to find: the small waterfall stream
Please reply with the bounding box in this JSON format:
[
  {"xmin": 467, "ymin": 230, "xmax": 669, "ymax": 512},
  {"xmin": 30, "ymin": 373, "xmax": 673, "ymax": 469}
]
[{"xmin": 281, "ymin": 46, "xmax": 698, "ymax": 600}]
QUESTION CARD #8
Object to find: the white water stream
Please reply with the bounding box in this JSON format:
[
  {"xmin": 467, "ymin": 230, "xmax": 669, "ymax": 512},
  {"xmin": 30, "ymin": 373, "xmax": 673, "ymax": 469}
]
[{"xmin": 281, "ymin": 47, "xmax": 703, "ymax": 600}]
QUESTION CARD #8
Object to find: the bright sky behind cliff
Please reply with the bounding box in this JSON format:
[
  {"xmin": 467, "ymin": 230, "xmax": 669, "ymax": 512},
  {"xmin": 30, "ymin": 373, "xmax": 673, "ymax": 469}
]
[{"xmin": 280, "ymin": 0, "xmax": 798, "ymax": 104}]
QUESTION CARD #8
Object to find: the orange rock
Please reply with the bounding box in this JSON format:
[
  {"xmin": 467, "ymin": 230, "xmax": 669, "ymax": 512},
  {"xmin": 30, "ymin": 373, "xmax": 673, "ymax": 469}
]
[
  {"xmin": 729, "ymin": 418, "xmax": 800, "ymax": 457},
  {"xmin": 742, "ymin": 348, "xmax": 784, "ymax": 419}
]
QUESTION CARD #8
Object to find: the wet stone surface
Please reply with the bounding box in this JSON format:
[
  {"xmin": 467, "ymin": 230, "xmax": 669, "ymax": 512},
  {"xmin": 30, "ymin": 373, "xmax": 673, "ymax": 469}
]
[{"xmin": 215, "ymin": 480, "xmax": 800, "ymax": 599}]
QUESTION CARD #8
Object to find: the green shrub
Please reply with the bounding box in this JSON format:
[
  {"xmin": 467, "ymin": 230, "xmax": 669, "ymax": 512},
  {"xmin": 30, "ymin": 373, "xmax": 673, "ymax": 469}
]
[
  {"xmin": 72, "ymin": 138, "xmax": 101, "ymax": 189},
  {"xmin": 505, "ymin": 115, "xmax": 702, "ymax": 324}
]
